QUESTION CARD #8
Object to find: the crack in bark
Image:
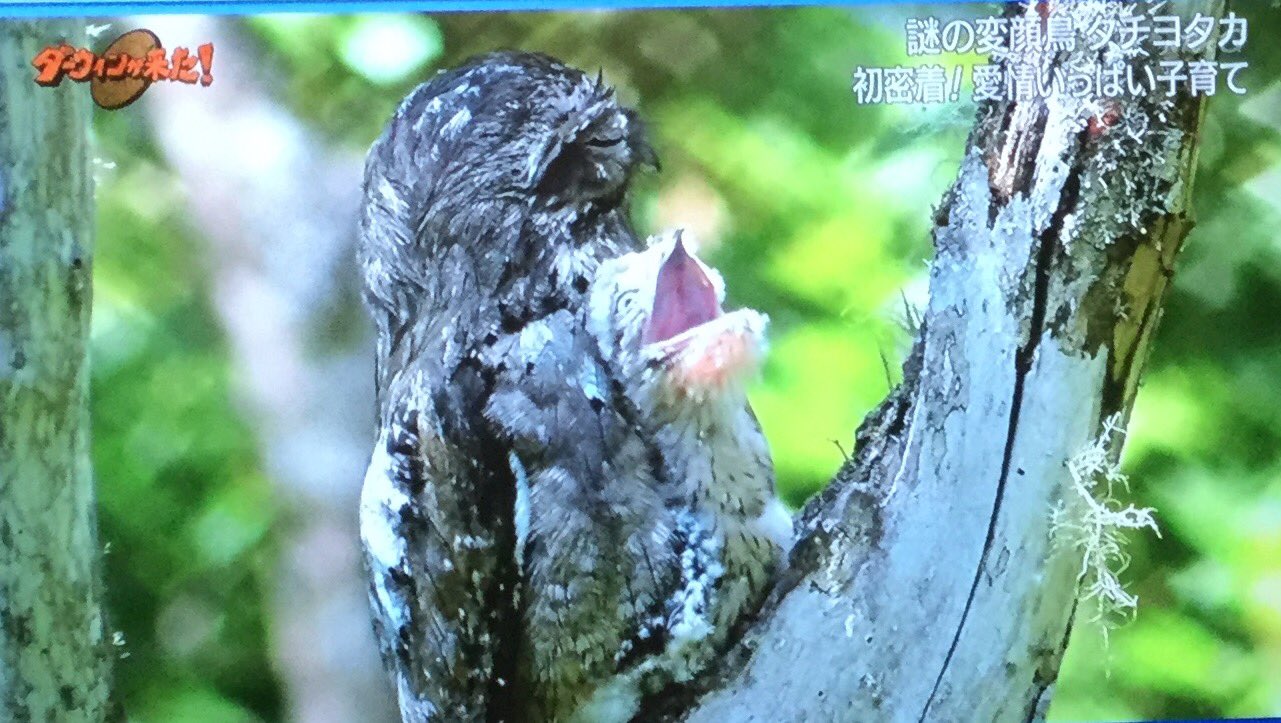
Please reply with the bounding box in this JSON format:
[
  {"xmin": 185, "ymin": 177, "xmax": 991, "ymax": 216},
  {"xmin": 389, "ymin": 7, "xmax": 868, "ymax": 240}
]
[
  {"xmin": 919, "ymin": 137, "xmax": 1085, "ymax": 721},
  {"xmin": 663, "ymin": 4, "xmax": 1218, "ymax": 719}
]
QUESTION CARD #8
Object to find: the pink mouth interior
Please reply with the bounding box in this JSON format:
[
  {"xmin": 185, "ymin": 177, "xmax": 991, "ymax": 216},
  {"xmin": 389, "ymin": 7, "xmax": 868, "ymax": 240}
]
[{"xmin": 643, "ymin": 238, "xmax": 722, "ymax": 344}]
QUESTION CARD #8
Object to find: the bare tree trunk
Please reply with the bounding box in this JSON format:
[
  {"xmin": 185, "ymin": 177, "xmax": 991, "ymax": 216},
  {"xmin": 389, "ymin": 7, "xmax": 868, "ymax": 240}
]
[
  {"xmin": 681, "ymin": 2, "xmax": 1219, "ymax": 720},
  {"xmin": 0, "ymin": 19, "xmax": 115, "ymax": 722},
  {"xmin": 138, "ymin": 16, "xmax": 396, "ymax": 723}
]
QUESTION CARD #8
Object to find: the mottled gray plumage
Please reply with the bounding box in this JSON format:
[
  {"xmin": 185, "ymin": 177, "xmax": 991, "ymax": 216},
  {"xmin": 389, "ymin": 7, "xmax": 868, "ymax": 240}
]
[
  {"xmin": 357, "ymin": 52, "xmax": 788, "ymax": 723},
  {"xmin": 585, "ymin": 231, "xmax": 792, "ymax": 699}
]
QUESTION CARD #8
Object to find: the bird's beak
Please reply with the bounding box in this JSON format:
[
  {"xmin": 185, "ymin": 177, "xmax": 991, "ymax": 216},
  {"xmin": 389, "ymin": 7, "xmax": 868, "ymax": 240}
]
[
  {"xmin": 635, "ymin": 139, "xmax": 660, "ymax": 173},
  {"xmin": 622, "ymin": 109, "xmax": 660, "ymax": 172}
]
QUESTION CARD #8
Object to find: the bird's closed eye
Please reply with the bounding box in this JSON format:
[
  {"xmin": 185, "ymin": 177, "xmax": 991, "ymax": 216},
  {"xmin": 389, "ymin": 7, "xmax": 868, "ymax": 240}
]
[{"xmin": 584, "ymin": 136, "xmax": 624, "ymax": 148}]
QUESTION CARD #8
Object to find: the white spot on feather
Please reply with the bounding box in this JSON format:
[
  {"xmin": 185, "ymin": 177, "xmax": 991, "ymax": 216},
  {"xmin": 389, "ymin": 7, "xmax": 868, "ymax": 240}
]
[
  {"xmin": 753, "ymin": 498, "xmax": 794, "ymax": 557},
  {"xmin": 359, "ymin": 435, "xmax": 411, "ymax": 629},
  {"xmin": 360, "ymin": 436, "xmax": 410, "ymax": 568},
  {"xmin": 510, "ymin": 451, "xmax": 530, "ymax": 566},
  {"xmin": 441, "ymin": 107, "xmax": 471, "ymax": 138}
]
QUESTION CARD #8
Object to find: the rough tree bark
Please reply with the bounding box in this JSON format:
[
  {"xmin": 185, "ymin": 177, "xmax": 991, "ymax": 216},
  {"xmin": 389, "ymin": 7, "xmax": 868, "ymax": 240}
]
[
  {"xmin": 0, "ymin": 19, "xmax": 115, "ymax": 722},
  {"xmin": 680, "ymin": 1, "xmax": 1219, "ymax": 721}
]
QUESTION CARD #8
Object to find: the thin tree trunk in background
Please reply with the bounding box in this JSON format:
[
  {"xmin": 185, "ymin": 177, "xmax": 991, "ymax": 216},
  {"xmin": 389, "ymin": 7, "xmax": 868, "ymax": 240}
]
[
  {"xmin": 138, "ymin": 16, "xmax": 396, "ymax": 723},
  {"xmin": 0, "ymin": 19, "xmax": 115, "ymax": 721},
  {"xmin": 678, "ymin": 2, "xmax": 1220, "ymax": 720}
]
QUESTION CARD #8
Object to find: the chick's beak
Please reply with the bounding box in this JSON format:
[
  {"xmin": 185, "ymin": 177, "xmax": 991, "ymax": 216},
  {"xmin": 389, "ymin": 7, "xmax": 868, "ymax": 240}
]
[{"xmin": 643, "ymin": 234, "xmax": 721, "ymax": 345}]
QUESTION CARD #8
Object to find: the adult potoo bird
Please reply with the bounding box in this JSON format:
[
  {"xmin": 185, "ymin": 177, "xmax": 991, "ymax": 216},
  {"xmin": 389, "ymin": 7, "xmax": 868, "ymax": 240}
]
[{"xmin": 358, "ymin": 51, "xmax": 669, "ymax": 722}]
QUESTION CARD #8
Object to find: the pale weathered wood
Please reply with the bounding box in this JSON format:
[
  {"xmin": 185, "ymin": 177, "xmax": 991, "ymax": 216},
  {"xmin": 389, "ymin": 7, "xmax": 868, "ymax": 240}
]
[
  {"xmin": 0, "ymin": 19, "xmax": 115, "ymax": 722},
  {"xmin": 681, "ymin": 2, "xmax": 1218, "ymax": 721}
]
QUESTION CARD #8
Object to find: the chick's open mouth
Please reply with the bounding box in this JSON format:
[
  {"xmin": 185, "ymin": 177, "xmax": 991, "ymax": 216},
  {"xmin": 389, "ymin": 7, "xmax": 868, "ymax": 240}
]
[
  {"xmin": 643, "ymin": 236, "xmax": 722, "ymax": 346},
  {"xmin": 641, "ymin": 237, "xmax": 765, "ymax": 390}
]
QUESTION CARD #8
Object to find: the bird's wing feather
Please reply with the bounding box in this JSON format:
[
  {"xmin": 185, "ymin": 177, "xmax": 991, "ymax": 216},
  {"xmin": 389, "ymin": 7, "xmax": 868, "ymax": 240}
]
[
  {"xmin": 482, "ymin": 310, "xmax": 675, "ymax": 720},
  {"xmin": 361, "ymin": 378, "xmax": 520, "ymax": 722}
]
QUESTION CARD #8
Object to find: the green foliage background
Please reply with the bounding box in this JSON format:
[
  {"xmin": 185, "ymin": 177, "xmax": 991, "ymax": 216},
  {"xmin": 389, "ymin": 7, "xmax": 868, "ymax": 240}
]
[{"xmin": 88, "ymin": 3, "xmax": 1281, "ymax": 720}]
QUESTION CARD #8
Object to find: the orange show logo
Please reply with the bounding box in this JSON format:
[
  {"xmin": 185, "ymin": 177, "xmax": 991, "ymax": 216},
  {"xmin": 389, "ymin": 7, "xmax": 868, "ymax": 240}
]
[{"xmin": 31, "ymin": 28, "xmax": 214, "ymax": 110}]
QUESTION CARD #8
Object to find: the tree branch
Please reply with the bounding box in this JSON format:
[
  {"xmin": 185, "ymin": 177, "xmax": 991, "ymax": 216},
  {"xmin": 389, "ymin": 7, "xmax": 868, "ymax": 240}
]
[{"xmin": 681, "ymin": 2, "xmax": 1218, "ymax": 720}]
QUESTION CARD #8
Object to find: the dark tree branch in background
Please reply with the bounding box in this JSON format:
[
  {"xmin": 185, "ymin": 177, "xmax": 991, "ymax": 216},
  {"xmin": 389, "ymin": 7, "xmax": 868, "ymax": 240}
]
[
  {"xmin": 140, "ymin": 16, "xmax": 396, "ymax": 723},
  {"xmin": 0, "ymin": 20, "xmax": 115, "ymax": 721},
  {"xmin": 678, "ymin": 2, "xmax": 1218, "ymax": 720}
]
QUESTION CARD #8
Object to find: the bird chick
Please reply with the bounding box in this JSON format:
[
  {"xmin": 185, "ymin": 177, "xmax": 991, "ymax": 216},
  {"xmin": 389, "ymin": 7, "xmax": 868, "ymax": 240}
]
[{"xmin": 583, "ymin": 230, "xmax": 794, "ymax": 711}]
